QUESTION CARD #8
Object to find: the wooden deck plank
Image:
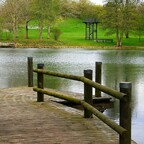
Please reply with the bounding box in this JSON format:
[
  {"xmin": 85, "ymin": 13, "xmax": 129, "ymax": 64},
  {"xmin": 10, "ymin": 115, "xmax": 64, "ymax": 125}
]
[{"xmin": 0, "ymin": 87, "xmax": 136, "ymax": 144}]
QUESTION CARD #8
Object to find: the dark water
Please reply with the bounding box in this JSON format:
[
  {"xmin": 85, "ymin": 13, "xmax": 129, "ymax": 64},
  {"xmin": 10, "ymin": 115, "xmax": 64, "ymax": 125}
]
[{"xmin": 0, "ymin": 48, "xmax": 143, "ymax": 144}]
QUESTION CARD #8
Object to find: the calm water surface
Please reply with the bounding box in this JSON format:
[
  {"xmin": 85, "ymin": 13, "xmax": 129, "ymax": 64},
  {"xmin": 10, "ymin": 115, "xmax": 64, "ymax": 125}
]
[{"xmin": 0, "ymin": 48, "xmax": 143, "ymax": 144}]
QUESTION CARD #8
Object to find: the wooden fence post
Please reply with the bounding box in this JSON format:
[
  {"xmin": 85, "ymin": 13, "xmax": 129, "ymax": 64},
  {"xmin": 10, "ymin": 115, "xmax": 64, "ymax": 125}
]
[
  {"xmin": 95, "ymin": 62, "xmax": 102, "ymax": 97},
  {"xmin": 28, "ymin": 57, "xmax": 33, "ymax": 87},
  {"xmin": 37, "ymin": 64, "xmax": 44, "ymax": 102},
  {"xmin": 119, "ymin": 82, "xmax": 132, "ymax": 144},
  {"xmin": 84, "ymin": 69, "xmax": 93, "ymax": 118}
]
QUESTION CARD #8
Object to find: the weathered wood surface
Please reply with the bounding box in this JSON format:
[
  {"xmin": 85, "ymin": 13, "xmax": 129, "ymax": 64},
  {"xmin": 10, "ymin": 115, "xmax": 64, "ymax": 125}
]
[
  {"xmin": 33, "ymin": 69, "xmax": 126, "ymax": 100},
  {"xmin": 0, "ymin": 87, "xmax": 136, "ymax": 144},
  {"xmin": 34, "ymin": 87, "xmax": 112, "ymax": 103},
  {"xmin": 33, "ymin": 87, "xmax": 126, "ymax": 135}
]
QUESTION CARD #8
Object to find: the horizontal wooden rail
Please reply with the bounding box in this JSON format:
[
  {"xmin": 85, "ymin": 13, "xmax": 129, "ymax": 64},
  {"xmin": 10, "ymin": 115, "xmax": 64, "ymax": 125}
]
[
  {"xmin": 33, "ymin": 87, "xmax": 81, "ymax": 104},
  {"xmin": 33, "ymin": 69, "xmax": 126, "ymax": 100},
  {"xmin": 33, "ymin": 62, "xmax": 132, "ymax": 144},
  {"xmin": 33, "ymin": 87, "xmax": 127, "ymax": 135},
  {"xmin": 81, "ymin": 101, "xmax": 127, "ymax": 136},
  {"xmin": 33, "ymin": 69, "xmax": 82, "ymax": 81}
]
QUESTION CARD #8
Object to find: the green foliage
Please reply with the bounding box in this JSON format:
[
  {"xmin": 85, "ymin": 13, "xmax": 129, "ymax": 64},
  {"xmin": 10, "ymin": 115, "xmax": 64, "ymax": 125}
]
[
  {"xmin": 0, "ymin": 17, "xmax": 144, "ymax": 48},
  {"xmin": 1, "ymin": 0, "xmax": 144, "ymax": 48},
  {"xmin": 101, "ymin": 0, "xmax": 141, "ymax": 46},
  {"xmin": 52, "ymin": 27, "xmax": 62, "ymax": 41},
  {"xmin": 134, "ymin": 3, "xmax": 144, "ymax": 40},
  {"xmin": 58, "ymin": 18, "xmax": 114, "ymax": 46}
]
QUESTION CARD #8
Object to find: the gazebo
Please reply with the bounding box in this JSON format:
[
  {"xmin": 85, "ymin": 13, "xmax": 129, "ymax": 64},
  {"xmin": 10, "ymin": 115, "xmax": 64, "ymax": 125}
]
[{"xmin": 83, "ymin": 18, "xmax": 100, "ymax": 41}]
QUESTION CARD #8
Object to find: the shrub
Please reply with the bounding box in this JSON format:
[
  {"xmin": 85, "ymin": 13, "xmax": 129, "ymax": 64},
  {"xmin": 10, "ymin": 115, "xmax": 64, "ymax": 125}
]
[{"xmin": 52, "ymin": 27, "xmax": 62, "ymax": 41}]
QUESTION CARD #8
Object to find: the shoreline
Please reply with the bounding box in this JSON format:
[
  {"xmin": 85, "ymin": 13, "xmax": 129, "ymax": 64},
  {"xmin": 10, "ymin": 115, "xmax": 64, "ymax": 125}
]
[
  {"xmin": 1, "ymin": 42, "xmax": 144, "ymax": 50},
  {"xmin": 15, "ymin": 43, "xmax": 144, "ymax": 50}
]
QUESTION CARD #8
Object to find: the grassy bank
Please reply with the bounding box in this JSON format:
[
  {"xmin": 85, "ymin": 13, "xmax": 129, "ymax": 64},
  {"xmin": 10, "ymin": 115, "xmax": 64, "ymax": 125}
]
[{"xmin": 1, "ymin": 18, "xmax": 144, "ymax": 49}]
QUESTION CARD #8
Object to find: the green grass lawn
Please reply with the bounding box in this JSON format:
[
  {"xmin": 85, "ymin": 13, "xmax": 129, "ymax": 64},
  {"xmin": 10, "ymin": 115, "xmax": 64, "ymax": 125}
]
[
  {"xmin": 58, "ymin": 18, "xmax": 114, "ymax": 46},
  {"xmin": 0, "ymin": 18, "xmax": 144, "ymax": 48}
]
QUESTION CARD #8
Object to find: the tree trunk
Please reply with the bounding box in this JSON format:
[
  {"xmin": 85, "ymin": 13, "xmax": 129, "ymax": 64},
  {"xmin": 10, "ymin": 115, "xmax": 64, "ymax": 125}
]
[
  {"xmin": 26, "ymin": 21, "xmax": 29, "ymax": 39},
  {"xmin": 39, "ymin": 27, "xmax": 43, "ymax": 41},
  {"xmin": 116, "ymin": 27, "xmax": 120, "ymax": 47},
  {"xmin": 12, "ymin": 15, "xmax": 17, "ymax": 42},
  {"xmin": 39, "ymin": 21, "xmax": 43, "ymax": 41},
  {"xmin": 47, "ymin": 25, "xmax": 51, "ymax": 39},
  {"xmin": 119, "ymin": 31, "xmax": 124, "ymax": 47},
  {"xmin": 125, "ymin": 0, "xmax": 129, "ymax": 39},
  {"xmin": 125, "ymin": 31, "xmax": 129, "ymax": 38}
]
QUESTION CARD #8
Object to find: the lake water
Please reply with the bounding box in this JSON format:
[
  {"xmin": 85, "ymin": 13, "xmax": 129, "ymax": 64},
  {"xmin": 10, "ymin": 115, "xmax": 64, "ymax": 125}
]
[{"xmin": 0, "ymin": 48, "xmax": 143, "ymax": 144}]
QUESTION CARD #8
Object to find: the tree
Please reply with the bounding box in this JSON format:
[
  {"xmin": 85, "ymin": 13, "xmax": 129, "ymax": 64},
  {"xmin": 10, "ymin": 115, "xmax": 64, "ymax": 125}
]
[
  {"xmin": 59, "ymin": 0, "xmax": 101, "ymax": 20},
  {"xmin": 31, "ymin": 0, "xmax": 61, "ymax": 41},
  {"xmin": 46, "ymin": 0, "xmax": 61, "ymax": 39},
  {"xmin": 3, "ymin": 0, "xmax": 26, "ymax": 42},
  {"xmin": 22, "ymin": 0, "xmax": 33, "ymax": 39},
  {"xmin": 89, "ymin": 5, "xmax": 104, "ymax": 20},
  {"xmin": 0, "ymin": 4, "xmax": 4, "ymax": 39},
  {"xmin": 135, "ymin": 2, "xmax": 144, "ymax": 40},
  {"xmin": 77, "ymin": 0, "xmax": 92, "ymax": 19},
  {"xmin": 124, "ymin": 0, "xmax": 139, "ymax": 38},
  {"xmin": 60, "ymin": 0, "xmax": 79, "ymax": 18},
  {"xmin": 102, "ymin": 0, "xmax": 138, "ymax": 47},
  {"xmin": 0, "ymin": 0, "xmax": 33, "ymax": 40},
  {"xmin": 102, "ymin": 1, "xmax": 123, "ymax": 46}
]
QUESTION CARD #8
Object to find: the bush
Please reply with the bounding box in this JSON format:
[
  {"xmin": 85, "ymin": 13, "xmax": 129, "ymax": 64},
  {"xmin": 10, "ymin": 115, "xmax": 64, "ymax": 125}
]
[{"xmin": 52, "ymin": 27, "xmax": 62, "ymax": 41}]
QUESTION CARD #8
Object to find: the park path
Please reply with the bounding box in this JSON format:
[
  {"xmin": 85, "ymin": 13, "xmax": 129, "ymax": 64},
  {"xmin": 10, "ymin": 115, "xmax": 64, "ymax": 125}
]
[{"xmin": 0, "ymin": 87, "xmax": 135, "ymax": 144}]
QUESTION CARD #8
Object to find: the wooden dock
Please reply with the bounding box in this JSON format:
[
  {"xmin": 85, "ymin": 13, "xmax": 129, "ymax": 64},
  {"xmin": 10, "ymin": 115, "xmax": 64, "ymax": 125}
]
[{"xmin": 0, "ymin": 87, "xmax": 136, "ymax": 144}]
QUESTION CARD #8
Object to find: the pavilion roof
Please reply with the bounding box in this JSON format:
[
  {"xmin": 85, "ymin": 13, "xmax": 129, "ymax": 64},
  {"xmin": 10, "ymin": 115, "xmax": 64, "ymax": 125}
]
[{"xmin": 83, "ymin": 18, "xmax": 100, "ymax": 24}]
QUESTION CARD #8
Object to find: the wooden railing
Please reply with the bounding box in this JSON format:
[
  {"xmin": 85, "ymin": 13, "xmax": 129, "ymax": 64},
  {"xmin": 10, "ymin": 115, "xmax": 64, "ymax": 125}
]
[{"xmin": 28, "ymin": 57, "xmax": 132, "ymax": 144}]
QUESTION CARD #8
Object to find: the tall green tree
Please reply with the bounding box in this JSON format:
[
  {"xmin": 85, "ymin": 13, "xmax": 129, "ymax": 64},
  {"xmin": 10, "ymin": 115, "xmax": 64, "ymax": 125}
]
[
  {"xmin": 102, "ymin": 0, "xmax": 138, "ymax": 46},
  {"xmin": 135, "ymin": 2, "xmax": 144, "ymax": 40},
  {"xmin": 46, "ymin": 0, "xmax": 61, "ymax": 39},
  {"xmin": 31, "ymin": 0, "xmax": 60, "ymax": 41},
  {"xmin": 31, "ymin": 0, "xmax": 48, "ymax": 41},
  {"xmin": 124, "ymin": 0, "xmax": 138, "ymax": 38},
  {"xmin": 3, "ymin": 0, "xmax": 26, "ymax": 42},
  {"xmin": 102, "ymin": 1, "xmax": 124, "ymax": 46},
  {"xmin": 22, "ymin": 0, "xmax": 33, "ymax": 39}
]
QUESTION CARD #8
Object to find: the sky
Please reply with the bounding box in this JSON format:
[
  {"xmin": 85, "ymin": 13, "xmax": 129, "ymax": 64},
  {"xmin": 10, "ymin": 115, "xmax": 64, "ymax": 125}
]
[{"xmin": 90, "ymin": 0, "xmax": 103, "ymax": 5}]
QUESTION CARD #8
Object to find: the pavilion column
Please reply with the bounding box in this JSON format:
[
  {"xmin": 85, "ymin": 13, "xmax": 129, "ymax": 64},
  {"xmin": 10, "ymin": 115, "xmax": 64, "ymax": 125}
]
[
  {"xmin": 92, "ymin": 23, "xmax": 94, "ymax": 40},
  {"xmin": 89, "ymin": 23, "xmax": 91, "ymax": 40},
  {"xmin": 85, "ymin": 23, "xmax": 87, "ymax": 40},
  {"xmin": 96, "ymin": 23, "xmax": 98, "ymax": 41}
]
